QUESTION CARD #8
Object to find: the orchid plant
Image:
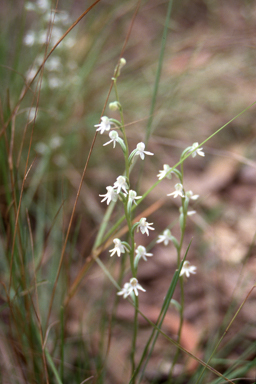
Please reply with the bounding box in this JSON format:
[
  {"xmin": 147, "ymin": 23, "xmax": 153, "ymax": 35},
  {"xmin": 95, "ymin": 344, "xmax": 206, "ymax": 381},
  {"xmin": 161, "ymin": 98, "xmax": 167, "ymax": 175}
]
[{"xmin": 95, "ymin": 58, "xmax": 204, "ymax": 380}]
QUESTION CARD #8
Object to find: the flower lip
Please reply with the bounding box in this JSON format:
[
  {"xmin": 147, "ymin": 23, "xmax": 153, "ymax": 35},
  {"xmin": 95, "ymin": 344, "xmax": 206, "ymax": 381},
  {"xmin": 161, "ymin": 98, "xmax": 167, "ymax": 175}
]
[{"xmin": 113, "ymin": 175, "xmax": 129, "ymax": 194}]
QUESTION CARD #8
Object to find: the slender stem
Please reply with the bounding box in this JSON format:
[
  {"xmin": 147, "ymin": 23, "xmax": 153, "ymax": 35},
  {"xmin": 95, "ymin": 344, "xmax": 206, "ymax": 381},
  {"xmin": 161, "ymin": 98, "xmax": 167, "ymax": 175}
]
[
  {"xmin": 168, "ymin": 164, "xmax": 187, "ymax": 381},
  {"xmin": 60, "ymin": 306, "xmax": 65, "ymax": 381},
  {"xmin": 113, "ymin": 79, "xmax": 130, "ymax": 177},
  {"xmin": 124, "ymin": 203, "xmax": 136, "ymax": 277},
  {"xmin": 131, "ymin": 295, "xmax": 139, "ymax": 382},
  {"xmin": 113, "ymin": 71, "xmax": 139, "ymax": 382},
  {"xmin": 168, "ymin": 277, "xmax": 184, "ymax": 382}
]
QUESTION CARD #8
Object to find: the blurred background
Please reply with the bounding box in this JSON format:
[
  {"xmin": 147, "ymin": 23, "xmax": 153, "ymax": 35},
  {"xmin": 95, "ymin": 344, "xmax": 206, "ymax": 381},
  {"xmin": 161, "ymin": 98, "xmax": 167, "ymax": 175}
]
[{"xmin": 1, "ymin": 0, "xmax": 256, "ymax": 383}]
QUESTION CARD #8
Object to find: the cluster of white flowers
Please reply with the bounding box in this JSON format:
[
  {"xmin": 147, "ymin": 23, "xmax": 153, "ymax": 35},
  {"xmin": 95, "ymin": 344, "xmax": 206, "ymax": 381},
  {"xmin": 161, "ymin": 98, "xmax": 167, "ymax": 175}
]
[
  {"xmin": 34, "ymin": 135, "xmax": 63, "ymax": 155},
  {"xmin": 99, "ymin": 176, "xmax": 128, "ymax": 205},
  {"xmin": 94, "ymin": 97, "xmax": 158, "ymax": 298},
  {"xmin": 108, "ymin": 217, "xmax": 155, "ymax": 295},
  {"xmin": 94, "ymin": 117, "xmax": 154, "ymax": 165},
  {"xmin": 96, "ymin": 101, "xmax": 156, "ymax": 299},
  {"xmin": 23, "ymin": 14, "xmax": 75, "ymax": 49},
  {"xmin": 25, "ymin": 0, "xmax": 50, "ymax": 12},
  {"xmin": 96, "ymin": 62, "xmax": 205, "ymax": 304},
  {"xmin": 154, "ymin": 142, "xmax": 205, "ymax": 278},
  {"xmin": 110, "ymin": 239, "xmax": 153, "ymax": 296},
  {"xmin": 97, "ymin": 115, "xmax": 154, "ymax": 211},
  {"xmin": 156, "ymin": 144, "xmax": 204, "ymax": 217},
  {"xmin": 24, "ymin": 1, "xmax": 77, "ymax": 91},
  {"xmin": 157, "ymin": 227, "xmax": 197, "ymax": 280}
]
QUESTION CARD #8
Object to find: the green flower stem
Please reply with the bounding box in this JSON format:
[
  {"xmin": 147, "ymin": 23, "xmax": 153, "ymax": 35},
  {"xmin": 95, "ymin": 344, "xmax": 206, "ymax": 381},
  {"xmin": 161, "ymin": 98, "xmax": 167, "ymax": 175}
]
[
  {"xmin": 113, "ymin": 78, "xmax": 130, "ymax": 178},
  {"xmin": 135, "ymin": 246, "xmax": 190, "ymax": 384},
  {"xmin": 124, "ymin": 200, "xmax": 137, "ymax": 378},
  {"xmin": 168, "ymin": 165, "xmax": 187, "ymax": 381},
  {"xmin": 180, "ymin": 162, "xmax": 184, "ymax": 184},
  {"xmin": 112, "ymin": 74, "xmax": 136, "ymax": 277},
  {"xmin": 124, "ymin": 203, "xmax": 136, "ymax": 277},
  {"xmin": 112, "ymin": 73, "xmax": 139, "ymax": 379},
  {"xmin": 168, "ymin": 276, "xmax": 185, "ymax": 382},
  {"xmin": 131, "ymin": 295, "xmax": 139, "ymax": 382},
  {"xmin": 125, "ymin": 200, "xmax": 138, "ymax": 378}
]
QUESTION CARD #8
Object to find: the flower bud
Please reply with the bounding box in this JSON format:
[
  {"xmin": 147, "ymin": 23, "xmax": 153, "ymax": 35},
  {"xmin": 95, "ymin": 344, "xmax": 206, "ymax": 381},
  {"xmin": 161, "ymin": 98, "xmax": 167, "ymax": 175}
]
[
  {"xmin": 119, "ymin": 57, "xmax": 126, "ymax": 68},
  {"xmin": 113, "ymin": 58, "xmax": 127, "ymax": 78},
  {"xmin": 109, "ymin": 101, "xmax": 120, "ymax": 111}
]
